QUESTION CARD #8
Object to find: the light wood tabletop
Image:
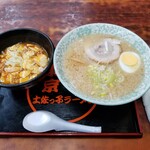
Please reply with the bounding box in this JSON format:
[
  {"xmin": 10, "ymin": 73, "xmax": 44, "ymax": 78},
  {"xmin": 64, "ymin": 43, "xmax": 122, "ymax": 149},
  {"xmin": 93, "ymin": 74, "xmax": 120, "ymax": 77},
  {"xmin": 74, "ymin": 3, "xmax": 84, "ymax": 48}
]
[{"xmin": 0, "ymin": 0, "xmax": 150, "ymax": 149}]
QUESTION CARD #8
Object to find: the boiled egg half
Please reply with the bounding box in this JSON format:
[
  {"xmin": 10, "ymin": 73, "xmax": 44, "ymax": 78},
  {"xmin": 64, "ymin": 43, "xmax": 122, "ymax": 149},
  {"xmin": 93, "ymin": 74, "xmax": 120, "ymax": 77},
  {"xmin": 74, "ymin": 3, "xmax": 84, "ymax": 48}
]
[{"xmin": 119, "ymin": 51, "xmax": 141, "ymax": 73}]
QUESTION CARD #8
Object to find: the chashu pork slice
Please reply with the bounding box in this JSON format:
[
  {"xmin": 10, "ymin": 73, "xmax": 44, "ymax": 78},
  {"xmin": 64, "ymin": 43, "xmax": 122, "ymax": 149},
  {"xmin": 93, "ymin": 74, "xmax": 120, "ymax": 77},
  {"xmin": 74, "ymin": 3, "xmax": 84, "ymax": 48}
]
[{"xmin": 85, "ymin": 38, "xmax": 121, "ymax": 63}]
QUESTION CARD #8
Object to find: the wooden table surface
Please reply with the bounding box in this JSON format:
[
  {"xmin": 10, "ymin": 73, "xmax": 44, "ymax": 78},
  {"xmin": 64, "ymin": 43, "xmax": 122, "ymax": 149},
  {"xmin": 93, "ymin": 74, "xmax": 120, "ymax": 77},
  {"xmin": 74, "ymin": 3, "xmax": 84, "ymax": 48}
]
[{"xmin": 0, "ymin": 0, "xmax": 150, "ymax": 149}]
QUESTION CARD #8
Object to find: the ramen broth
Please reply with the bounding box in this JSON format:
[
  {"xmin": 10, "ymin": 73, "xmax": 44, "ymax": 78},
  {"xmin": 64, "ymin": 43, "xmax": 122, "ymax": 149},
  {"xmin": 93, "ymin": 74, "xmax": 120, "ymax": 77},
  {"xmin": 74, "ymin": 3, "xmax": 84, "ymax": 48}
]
[{"xmin": 63, "ymin": 34, "xmax": 144, "ymax": 99}]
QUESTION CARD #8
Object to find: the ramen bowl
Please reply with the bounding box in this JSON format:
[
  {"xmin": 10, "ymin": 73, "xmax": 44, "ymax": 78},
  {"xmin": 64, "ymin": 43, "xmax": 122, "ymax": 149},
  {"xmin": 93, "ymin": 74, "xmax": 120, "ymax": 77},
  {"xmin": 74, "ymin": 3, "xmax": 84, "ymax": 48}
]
[
  {"xmin": 0, "ymin": 28, "xmax": 54, "ymax": 89},
  {"xmin": 54, "ymin": 23, "xmax": 150, "ymax": 106}
]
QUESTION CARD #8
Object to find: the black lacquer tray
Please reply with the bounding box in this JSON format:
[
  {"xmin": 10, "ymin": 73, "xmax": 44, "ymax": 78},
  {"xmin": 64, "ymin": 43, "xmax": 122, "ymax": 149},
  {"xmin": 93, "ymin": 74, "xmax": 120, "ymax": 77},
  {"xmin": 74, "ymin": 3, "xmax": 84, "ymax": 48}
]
[{"xmin": 0, "ymin": 66, "xmax": 143, "ymax": 137}]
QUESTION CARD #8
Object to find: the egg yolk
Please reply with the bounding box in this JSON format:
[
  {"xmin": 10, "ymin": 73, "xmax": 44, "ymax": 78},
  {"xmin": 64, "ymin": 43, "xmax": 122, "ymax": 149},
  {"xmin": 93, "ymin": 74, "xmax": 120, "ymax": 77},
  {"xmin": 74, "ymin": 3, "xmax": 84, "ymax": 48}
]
[{"xmin": 121, "ymin": 53, "xmax": 138, "ymax": 66}]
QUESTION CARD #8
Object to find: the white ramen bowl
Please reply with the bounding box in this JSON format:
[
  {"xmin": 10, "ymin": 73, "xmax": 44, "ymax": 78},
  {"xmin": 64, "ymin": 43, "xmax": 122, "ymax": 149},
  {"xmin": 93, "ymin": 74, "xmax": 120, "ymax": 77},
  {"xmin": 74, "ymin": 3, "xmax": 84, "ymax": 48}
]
[{"xmin": 54, "ymin": 23, "xmax": 150, "ymax": 106}]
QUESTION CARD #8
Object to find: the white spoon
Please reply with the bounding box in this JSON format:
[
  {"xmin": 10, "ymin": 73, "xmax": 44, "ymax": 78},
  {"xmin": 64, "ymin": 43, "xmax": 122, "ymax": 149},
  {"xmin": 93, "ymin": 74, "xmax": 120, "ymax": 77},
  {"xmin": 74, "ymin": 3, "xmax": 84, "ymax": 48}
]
[{"xmin": 23, "ymin": 110, "xmax": 102, "ymax": 133}]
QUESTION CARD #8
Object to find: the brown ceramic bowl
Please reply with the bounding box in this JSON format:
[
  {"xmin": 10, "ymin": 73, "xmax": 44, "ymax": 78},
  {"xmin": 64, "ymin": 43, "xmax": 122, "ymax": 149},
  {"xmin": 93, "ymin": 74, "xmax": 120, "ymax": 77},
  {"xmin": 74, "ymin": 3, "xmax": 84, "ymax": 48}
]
[{"xmin": 0, "ymin": 28, "xmax": 54, "ymax": 89}]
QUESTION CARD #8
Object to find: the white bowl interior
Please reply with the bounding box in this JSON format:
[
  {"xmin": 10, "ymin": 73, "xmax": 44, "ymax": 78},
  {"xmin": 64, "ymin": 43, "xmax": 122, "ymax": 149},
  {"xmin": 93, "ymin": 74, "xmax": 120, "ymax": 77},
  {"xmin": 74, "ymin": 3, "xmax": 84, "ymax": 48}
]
[{"xmin": 54, "ymin": 23, "xmax": 150, "ymax": 106}]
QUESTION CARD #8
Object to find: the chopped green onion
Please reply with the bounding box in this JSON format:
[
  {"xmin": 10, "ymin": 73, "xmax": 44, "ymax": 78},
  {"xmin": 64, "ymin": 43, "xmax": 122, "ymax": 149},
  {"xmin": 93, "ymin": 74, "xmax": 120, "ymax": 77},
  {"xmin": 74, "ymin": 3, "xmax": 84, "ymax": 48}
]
[{"xmin": 87, "ymin": 64, "xmax": 124, "ymax": 98}]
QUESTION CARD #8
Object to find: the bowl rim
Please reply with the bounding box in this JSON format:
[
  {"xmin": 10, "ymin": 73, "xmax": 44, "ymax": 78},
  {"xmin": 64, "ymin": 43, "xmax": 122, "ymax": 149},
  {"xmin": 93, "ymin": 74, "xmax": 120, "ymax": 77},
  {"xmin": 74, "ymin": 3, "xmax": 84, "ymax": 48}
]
[
  {"xmin": 0, "ymin": 28, "xmax": 54, "ymax": 88},
  {"xmin": 54, "ymin": 23, "xmax": 150, "ymax": 106}
]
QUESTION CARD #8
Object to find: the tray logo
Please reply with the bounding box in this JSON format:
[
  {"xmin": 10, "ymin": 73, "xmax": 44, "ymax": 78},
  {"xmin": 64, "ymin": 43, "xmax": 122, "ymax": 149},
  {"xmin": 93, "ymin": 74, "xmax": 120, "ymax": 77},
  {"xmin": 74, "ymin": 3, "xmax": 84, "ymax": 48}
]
[{"xmin": 26, "ymin": 65, "xmax": 96, "ymax": 122}]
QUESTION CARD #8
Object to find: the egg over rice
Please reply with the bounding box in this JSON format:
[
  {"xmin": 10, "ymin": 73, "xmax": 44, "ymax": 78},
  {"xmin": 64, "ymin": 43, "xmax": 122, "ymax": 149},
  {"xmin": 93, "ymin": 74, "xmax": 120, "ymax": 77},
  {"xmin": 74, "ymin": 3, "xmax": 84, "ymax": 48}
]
[{"xmin": 0, "ymin": 42, "xmax": 49, "ymax": 84}]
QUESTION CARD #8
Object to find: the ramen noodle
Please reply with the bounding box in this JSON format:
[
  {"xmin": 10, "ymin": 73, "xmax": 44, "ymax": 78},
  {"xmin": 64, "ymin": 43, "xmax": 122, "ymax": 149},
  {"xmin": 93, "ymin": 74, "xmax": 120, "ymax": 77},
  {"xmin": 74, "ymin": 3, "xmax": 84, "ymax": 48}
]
[{"xmin": 63, "ymin": 34, "xmax": 144, "ymax": 99}]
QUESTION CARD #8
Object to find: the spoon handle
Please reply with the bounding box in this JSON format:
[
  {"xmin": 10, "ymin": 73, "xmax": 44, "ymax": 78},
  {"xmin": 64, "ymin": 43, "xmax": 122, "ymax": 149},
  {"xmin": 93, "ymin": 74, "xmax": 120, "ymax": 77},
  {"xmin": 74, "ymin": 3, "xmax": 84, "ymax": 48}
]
[{"xmin": 55, "ymin": 120, "xmax": 102, "ymax": 133}]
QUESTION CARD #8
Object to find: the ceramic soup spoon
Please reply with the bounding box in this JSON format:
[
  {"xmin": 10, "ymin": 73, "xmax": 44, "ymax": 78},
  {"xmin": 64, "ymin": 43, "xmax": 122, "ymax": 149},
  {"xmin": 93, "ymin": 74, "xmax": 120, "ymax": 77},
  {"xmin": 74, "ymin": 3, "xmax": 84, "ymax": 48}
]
[{"xmin": 23, "ymin": 110, "xmax": 102, "ymax": 133}]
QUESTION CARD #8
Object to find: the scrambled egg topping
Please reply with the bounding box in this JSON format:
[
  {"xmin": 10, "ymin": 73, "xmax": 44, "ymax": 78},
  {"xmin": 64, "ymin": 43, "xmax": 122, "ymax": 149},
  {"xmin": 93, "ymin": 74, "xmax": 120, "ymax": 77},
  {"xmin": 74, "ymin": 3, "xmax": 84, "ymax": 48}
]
[{"xmin": 0, "ymin": 42, "xmax": 49, "ymax": 84}]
